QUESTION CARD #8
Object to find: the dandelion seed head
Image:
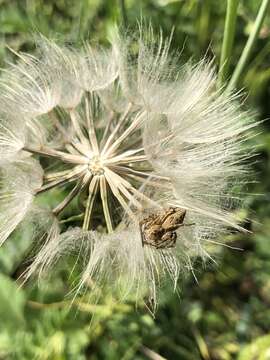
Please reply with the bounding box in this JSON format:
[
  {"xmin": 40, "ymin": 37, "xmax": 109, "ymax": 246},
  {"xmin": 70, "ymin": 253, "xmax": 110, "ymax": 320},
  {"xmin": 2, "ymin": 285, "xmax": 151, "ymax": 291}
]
[{"xmin": 0, "ymin": 28, "xmax": 257, "ymax": 308}]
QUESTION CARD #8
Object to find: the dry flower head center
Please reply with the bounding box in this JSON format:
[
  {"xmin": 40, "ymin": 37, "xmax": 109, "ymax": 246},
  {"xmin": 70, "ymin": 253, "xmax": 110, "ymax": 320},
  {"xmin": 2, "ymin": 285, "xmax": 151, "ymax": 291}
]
[
  {"xmin": 25, "ymin": 92, "xmax": 170, "ymax": 233},
  {"xmin": 88, "ymin": 156, "xmax": 104, "ymax": 176}
]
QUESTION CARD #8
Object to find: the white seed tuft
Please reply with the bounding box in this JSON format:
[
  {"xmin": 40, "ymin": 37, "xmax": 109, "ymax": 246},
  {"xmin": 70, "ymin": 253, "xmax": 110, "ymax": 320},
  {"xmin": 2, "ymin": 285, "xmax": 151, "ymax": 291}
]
[
  {"xmin": 0, "ymin": 29, "xmax": 258, "ymax": 307},
  {"xmin": 0, "ymin": 158, "xmax": 43, "ymax": 245}
]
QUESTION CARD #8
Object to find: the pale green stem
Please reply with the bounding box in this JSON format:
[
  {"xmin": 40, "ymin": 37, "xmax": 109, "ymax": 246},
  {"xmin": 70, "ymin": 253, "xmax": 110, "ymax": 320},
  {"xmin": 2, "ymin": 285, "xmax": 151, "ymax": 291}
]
[
  {"xmin": 218, "ymin": 0, "xmax": 239, "ymax": 86},
  {"xmin": 60, "ymin": 213, "xmax": 84, "ymax": 224},
  {"xmin": 248, "ymin": 41, "xmax": 270, "ymax": 70},
  {"xmin": 227, "ymin": 0, "xmax": 270, "ymax": 91}
]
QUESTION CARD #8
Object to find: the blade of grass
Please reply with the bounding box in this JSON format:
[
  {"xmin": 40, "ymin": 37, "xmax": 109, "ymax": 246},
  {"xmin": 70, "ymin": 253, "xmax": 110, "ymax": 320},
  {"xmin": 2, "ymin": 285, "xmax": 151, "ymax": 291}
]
[
  {"xmin": 119, "ymin": 0, "xmax": 127, "ymax": 28},
  {"xmin": 218, "ymin": 0, "xmax": 239, "ymax": 86},
  {"xmin": 227, "ymin": 0, "xmax": 270, "ymax": 91}
]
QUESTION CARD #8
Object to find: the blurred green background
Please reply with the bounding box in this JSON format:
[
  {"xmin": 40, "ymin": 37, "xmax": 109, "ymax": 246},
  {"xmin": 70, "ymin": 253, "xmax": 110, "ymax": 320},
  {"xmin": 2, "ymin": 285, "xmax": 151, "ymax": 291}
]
[{"xmin": 0, "ymin": 0, "xmax": 270, "ymax": 359}]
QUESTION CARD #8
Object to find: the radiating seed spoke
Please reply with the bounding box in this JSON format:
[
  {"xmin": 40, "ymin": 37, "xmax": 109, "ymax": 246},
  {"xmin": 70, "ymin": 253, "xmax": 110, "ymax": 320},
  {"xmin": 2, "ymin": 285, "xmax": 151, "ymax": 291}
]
[
  {"xmin": 104, "ymin": 169, "xmax": 137, "ymax": 222},
  {"xmin": 38, "ymin": 166, "xmax": 87, "ymax": 194},
  {"xmin": 53, "ymin": 172, "xmax": 91, "ymax": 216},
  {"xmin": 124, "ymin": 173, "xmax": 171, "ymax": 189},
  {"xmin": 105, "ymin": 147, "xmax": 144, "ymax": 164},
  {"xmin": 113, "ymin": 166, "xmax": 171, "ymax": 189},
  {"xmin": 37, "ymin": 176, "xmax": 76, "ymax": 194},
  {"xmin": 100, "ymin": 111, "xmax": 115, "ymax": 147},
  {"xmin": 44, "ymin": 166, "xmax": 87, "ymax": 181},
  {"xmin": 100, "ymin": 175, "xmax": 113, "ymax": 233},
  {"xmin": 44, "ymin": 168, "xmax": 73, "ymax": 181},
  {"xmin": 104, "ymin": 155, "xmax": 147, "ymax": 165},
  {"xmin": 118, "ymin": 138, "xmax": 143, "ymax": 153},
  {"xmin": 48, "ymin": 110, "xmax": 68, "ymax": 138},
  {"xmin": 69, "ymin": 109, "xmax": 92, "ymax": 150},
  {"xmin": 103, "ymin": 110, "xmax": 146, "ymax": 157},
  {"xmin": 82, "ymin": 176, "xmax": 99, "ymax": 230},
  {"xmin": 105, "ymin": 167, "xmax": 160, "ymax": 209},
  {"xmin": 24, "ymin": 146, "xmax": 88, "ymax": 165},
  {"xmin": 105, "ymin": 168, "xmax": 142, "ymax": 210},
  {"xmin": 65, "ymin": 143, "xmax": 80, "ymax": 155},
  {"xmin": 70, "ymin": 140, "xmax": 91, "ymax": 157},
  {"xmin": 101, "ymin": 102, "xmax": 133, "ymax": 155},
  {"xmin": 112, "ymin": 165, "xmax": 170, "ymax": 181},
  {"xmin": 201, "ymin": 238, "xmax": 243, "ymax": 250},
  {"xmin": 84, "ymin": 94, "xmax": 99, "ymax": 155}
]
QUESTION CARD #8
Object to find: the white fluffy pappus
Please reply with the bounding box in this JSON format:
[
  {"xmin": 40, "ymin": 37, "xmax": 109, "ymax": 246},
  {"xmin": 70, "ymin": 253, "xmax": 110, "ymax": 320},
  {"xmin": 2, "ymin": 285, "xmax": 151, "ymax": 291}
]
[
  {"xmin": 0, "ymin": 28, "xmax": 257, "ymax": 307},
  {"xmin": 0, "ymin": 158, "xmax": 43, "ymax": 246}
]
